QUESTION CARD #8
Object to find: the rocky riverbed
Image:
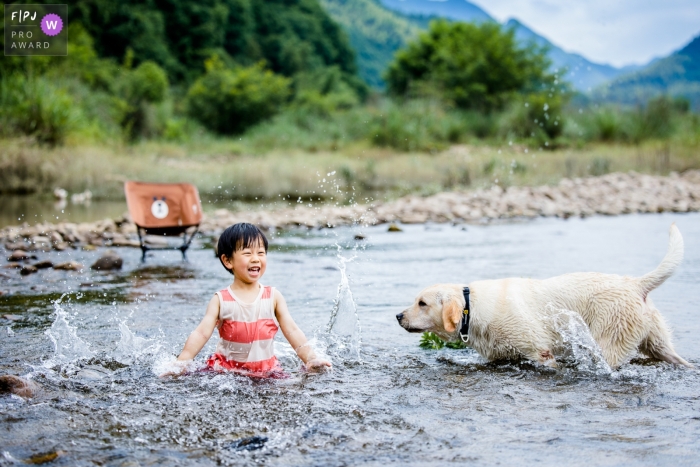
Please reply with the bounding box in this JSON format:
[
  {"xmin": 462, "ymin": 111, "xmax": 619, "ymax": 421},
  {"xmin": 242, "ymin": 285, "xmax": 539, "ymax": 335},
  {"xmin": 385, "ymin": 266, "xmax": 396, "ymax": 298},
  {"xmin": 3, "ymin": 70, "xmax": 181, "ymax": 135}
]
[{"xmin": 2, "ymin": 171, "xmax": 700, "ymax": 267}]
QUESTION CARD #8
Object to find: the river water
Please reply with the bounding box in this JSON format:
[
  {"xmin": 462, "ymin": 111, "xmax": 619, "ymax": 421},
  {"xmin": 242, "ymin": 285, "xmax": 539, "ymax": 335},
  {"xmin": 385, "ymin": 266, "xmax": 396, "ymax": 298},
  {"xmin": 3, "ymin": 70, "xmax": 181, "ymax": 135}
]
[{"xmin": 1, "ymin": 213, "xmax": 699, "ymax": 466}]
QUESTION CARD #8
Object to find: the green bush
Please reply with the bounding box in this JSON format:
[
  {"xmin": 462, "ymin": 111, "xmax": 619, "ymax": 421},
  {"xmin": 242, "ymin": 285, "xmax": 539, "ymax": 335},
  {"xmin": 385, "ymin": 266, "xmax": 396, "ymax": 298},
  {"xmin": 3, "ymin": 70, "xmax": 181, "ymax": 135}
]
[
  {"xmin": 630, "ymin": 96, "xmax": 677, "ymax": 142},
  {"xmin": 122, "ymin": 61, "xmax": 168, "ymax": 104},
  {"xmin": 187, "ymin": 60, "xmax": 291, "ymax": 135},
  {"xmin": 118, "ymin": 61, "xmax": 169, "ymax": 140},
  {"xmin": 569, "ymin": 96, "xmax": 689, "ymax": 145},
  {"xmin": 498, "ymin": 93, "xmax": 566, "ymax": 144},
  {"xmin": 0, "ymin": 75, "xmax": 82, "ymax": 145},
  {"xmin": 368, "ymin": 100, "xmax": 467, "ymax": 152},
  {"xmin": 292, "ymin": 66, "xmax": 360, "ymax": 116}
]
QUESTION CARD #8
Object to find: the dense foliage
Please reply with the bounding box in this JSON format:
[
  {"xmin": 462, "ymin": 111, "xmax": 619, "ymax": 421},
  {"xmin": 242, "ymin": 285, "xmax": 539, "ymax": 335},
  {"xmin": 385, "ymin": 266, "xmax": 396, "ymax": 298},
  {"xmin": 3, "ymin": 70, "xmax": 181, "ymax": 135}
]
[
  {"xmin": 385, "ymin": 20, "xmax": 557, "ymax": 111},
  {"xmin": 0, "ymin": 0, "xmax": 370, "ymax": 138},
  {"xmin": 0, "ymin": 0, "xmax": 695, "ymax": 152},
  {"xmin": 61, "ymin": 0, "xmax": 360, "ymax": 86},
  {"xmin": 187, "ymin": 58, "xmax": 291, "ymax": 134}
]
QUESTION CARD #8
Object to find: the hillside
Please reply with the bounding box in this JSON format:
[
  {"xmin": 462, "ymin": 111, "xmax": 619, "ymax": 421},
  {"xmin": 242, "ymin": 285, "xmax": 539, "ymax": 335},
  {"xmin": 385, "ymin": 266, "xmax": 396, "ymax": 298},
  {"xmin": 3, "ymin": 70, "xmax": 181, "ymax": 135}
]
[
  {"xmin": 318, "ymin": 0, "xmax": 426, "ymax": 88},
  {"xmin": 321, "ymin": 0, "xmax": 638, "ymax": 91},
  {"xmin": 505, "ymin": 19, "xmax": 640, "ymax": 92},
  {"xmin": 595, "ymin": 34, "xmax": 700, "ymax": 109},
  {"xmin": 30, "ymin": 0, "xmax": 361, "ymax": 86},
  {"xmin": 380, "ymin": 0, "xmax": 491, "ymax": 23}
]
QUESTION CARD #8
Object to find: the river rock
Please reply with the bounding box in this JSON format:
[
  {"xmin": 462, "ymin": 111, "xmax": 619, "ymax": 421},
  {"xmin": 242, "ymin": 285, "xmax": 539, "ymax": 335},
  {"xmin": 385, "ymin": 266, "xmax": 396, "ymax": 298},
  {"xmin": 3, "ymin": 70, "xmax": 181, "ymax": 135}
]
[
  {"xmin": 29, "ymin": 236, "xmax": 52, "ymax": 252},
  {"xmin": 387, "ymin": 224, "xmax": 403, "ymax": 232},
  {"xmin": 0, "ymin": 375, "xmax": 40, "ymax": 398},
  {"xmin": 111, "ymin": 235, "xmax": 141, "ymax": 248},
  {"xmin": 4, "ymin": 241, "xmax": 29, "ymax": 251},
  {"xmin": 91, "ymin": 252, "xmax": 123, "ymax": 271},
  {"xmin": 33, "ymin": 260, "xmax": 54, "ymax": 269},
  {"xmin": 3, "ymin": 171, "xmax": 700, "ymax": 240},
  {"xmin": 3, "ymin": 262, "xmax": 22, "ymax": 269},
  {"xmin": 53, "ymin": 261, "xmax": 83, "ymax": 271},
  {"xmin": 26, "ymin": 451, "xmax": 63, "ymax": 464},
  {"xmin": 144, "ymin": 235, "xmax": 168, "ymax": 246},
  {"xmin": 49, "ymin": 231, "xmax": 63, "ymax": 244},
  {"xmin": 7, "ymin": 250, "xmax": 31, "ymax": 261},
  {"xmin": 20, "ymin": 265, "xmax": 38, "ymax": 275}
]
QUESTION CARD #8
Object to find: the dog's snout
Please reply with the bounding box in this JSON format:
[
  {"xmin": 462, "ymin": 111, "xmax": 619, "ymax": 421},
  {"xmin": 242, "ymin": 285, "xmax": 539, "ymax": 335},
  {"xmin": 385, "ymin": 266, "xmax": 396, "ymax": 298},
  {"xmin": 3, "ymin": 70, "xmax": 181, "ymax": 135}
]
[{"xmin": 396, "ymin": 312, "xmax": 404, "ymax": 323}]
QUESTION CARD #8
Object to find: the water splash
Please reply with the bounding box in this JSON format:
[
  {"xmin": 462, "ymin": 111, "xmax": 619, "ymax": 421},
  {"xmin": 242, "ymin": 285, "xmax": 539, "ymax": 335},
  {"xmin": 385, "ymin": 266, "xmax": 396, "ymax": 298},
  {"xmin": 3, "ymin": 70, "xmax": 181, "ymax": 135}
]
[
  {"xmin": 547, "ymin": 304, "xmax": 612, "ymax": 375},
  {"xmin": 113, "ymin": 321, "xmax": 162, "ymax": 365},
  {"xmin": 44, "ymin": 294, "xmax": 93, "ymax": 367},
  {"xmin": 324, "ymin": 245, "xmax": 362, "ymax": 361}
]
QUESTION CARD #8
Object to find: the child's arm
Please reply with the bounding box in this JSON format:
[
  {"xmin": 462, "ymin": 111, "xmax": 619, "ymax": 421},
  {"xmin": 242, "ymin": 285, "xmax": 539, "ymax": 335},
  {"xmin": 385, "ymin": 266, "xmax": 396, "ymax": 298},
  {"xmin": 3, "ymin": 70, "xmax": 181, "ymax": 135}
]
[
  {"xmin": 162, "ymin": 295, "xmax": 219, "ymax": 376},
  {"xmin": 178, "ymin": 295, "xmax": 220, "ymax": 360},
  {"xmin": 275, "ymin": 290, "xmax": 331, "ymax": 372}
]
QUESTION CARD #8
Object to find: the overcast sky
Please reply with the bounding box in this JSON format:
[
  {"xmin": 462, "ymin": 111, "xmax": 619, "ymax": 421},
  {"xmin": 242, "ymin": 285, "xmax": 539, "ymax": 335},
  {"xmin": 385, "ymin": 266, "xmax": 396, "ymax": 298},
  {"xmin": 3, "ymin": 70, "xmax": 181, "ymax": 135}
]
[{"xmin": 469, "ymin": 0, "xmax": 700, "ymax": 67}]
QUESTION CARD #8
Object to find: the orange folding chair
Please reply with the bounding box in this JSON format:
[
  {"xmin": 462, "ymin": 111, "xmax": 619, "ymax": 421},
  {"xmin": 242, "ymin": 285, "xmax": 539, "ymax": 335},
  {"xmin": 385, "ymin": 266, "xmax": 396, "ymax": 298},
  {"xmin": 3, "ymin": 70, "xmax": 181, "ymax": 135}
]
[{"xmin": 124, "ymin": 181, "xmax": 203, "ymax": 261}]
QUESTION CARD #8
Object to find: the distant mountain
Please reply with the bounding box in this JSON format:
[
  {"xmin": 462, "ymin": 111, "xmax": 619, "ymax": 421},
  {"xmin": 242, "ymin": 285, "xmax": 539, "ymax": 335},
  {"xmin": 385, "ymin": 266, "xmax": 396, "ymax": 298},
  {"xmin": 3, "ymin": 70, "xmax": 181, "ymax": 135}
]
[
  {"xmin": 319, "ymin": 0, "xmax": 424, "ymax": 88},
  {"xmin": 320, "ymin": 0, "xmax": 642, "ymax": 91},
  {"xmin": 594, "ymin": 34, "xmax": 700, "ymax": 109},
  {"xmin": 379, "ymin": 0, "xmax": 492, "ymax": 23},
  {"xmin": 505, "ymin": 19, "xmax": 642, "ymax": 92}
]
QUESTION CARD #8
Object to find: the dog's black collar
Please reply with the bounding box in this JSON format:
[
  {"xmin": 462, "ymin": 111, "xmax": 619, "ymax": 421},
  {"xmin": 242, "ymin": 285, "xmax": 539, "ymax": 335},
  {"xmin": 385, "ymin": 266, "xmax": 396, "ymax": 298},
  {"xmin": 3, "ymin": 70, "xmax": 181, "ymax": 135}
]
[{"xmin": 459, "ymin": 287, "xmax": 470, "ymax": 342}]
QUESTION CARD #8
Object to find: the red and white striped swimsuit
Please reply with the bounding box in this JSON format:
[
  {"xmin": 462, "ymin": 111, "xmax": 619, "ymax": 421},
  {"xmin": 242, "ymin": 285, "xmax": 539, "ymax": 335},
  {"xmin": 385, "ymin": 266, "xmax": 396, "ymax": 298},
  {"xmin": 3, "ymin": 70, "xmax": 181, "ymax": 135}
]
[{"xmin": 206, "ymin": 284, "xmax": 285, "ymax": 377}]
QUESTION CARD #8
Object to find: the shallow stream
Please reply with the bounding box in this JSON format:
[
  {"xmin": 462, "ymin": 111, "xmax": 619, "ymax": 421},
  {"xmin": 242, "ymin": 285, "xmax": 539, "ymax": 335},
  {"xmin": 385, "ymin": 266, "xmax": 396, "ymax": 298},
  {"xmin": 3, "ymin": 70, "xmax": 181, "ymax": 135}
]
[{"xmin": 1, "ymin": 213, "xmax": 700, "ymax": 466}]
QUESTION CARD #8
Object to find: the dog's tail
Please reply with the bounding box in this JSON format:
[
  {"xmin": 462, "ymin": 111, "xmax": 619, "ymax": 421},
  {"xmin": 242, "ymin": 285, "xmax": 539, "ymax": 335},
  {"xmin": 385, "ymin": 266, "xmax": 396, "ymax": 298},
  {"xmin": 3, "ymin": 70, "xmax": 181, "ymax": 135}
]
[{"xmin": 638, "ymin": 223, "xmax": 683, "ymax": 295}]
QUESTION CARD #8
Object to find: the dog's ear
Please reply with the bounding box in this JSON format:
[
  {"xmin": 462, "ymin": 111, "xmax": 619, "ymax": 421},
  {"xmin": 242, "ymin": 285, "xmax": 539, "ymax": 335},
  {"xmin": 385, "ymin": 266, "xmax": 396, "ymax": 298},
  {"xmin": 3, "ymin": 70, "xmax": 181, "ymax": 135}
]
[{"xmin": 442, "ymin": 295, "xmax": 462, "ymax": 333}]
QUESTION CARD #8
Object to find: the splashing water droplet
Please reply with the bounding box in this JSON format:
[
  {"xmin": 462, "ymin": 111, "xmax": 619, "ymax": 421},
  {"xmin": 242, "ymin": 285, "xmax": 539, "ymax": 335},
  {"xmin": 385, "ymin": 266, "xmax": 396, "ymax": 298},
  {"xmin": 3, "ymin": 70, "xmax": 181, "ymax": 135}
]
[
  {"xmin": 548, "ymin": 304, "xmax": 612, "ymax": 375},
  {"xmin": 324, "ymin": 244, "xmax": 362, "ymax": 361},
  {"xmin": 44, "ymin": 296, "xmax": 93, "ymax": 367}
]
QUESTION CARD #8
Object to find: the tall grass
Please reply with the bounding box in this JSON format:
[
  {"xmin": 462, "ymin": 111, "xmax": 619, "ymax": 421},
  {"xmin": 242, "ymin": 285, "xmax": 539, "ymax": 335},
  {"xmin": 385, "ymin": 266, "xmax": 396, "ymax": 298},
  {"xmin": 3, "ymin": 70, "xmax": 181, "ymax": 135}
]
[{"xmin": 2, "ymin": 136, "xmax": 698, "ymax": 201}]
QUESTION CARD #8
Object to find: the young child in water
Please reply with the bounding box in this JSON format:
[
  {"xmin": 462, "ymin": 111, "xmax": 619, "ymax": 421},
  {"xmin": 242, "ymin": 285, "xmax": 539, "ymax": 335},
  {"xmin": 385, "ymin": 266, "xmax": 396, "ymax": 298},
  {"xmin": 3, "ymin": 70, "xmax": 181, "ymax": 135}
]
[{"xmin": 167, "ymin": 222, "xmax": 331, "ymax": 377}]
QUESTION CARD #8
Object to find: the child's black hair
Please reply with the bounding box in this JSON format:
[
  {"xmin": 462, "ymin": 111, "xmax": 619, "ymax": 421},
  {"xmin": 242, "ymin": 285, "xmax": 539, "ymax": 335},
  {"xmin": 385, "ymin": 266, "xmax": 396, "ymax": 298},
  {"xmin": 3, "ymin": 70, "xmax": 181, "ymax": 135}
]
[{"xmin": 217, "ymin": 223, "xmax": 268, "ymax": 275}]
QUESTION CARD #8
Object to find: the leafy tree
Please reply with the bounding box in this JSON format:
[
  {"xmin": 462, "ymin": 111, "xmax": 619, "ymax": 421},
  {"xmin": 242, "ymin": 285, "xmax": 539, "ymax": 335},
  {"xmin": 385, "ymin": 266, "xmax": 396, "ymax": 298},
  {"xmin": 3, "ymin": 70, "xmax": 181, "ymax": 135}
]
[
  {"xmin": 385, "ymin": 20, "xmax": 556, "ymax": 111},
  {"xmin": 62, "ymin": 0, "xmax": 363, "ymax": 93},
  {"xmin": 187, "ymin": 58, "xmax": 290, "ymax": 134}
]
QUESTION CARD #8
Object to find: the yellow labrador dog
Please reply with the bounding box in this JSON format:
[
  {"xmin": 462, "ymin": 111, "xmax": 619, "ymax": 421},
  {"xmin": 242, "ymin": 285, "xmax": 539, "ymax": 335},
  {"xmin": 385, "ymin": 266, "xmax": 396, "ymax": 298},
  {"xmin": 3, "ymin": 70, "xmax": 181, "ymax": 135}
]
[{"xmin": 397, "ymin": 224, "xmax": 691, "ymax": 369}]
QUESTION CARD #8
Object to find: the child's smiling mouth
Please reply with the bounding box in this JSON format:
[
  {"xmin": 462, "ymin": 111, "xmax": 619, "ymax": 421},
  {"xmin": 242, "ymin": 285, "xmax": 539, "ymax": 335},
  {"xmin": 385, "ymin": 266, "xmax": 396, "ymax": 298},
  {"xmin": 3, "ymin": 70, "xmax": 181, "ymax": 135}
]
[{"xmin": 248, "ymin": 266, "xmax": 261, "ymax": 275}]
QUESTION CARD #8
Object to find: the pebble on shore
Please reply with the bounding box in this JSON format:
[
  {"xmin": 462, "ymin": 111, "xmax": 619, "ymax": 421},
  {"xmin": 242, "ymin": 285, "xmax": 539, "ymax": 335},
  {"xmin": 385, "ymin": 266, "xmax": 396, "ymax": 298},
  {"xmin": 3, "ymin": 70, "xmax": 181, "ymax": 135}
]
[{"xmin": 0, "ymin": 171, "xmax": 699, "ymax": 258}]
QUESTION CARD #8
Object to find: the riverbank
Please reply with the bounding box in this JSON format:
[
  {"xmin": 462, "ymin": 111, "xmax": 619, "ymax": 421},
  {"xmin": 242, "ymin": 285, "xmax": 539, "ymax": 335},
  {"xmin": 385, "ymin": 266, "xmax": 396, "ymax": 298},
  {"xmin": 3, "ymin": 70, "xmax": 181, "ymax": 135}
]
[
  {"xmin": 2, "ymin": 138, "xmax": 699, "ymax": 201},
  {"xmin": 2, "ymin": 171, "xmax": 699, "ymax": 253}
]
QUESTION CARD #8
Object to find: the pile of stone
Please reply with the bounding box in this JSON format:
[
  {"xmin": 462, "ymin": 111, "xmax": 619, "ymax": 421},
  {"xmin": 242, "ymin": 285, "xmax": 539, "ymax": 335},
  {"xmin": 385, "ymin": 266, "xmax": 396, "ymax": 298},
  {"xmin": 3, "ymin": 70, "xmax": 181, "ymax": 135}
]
[
  {"xmin": 200, "ymin": 170, "xmax": 700, "ymax": 229},
  {"xmin": 364, "ymin": 170, "xmax": 700, "ymax": 225},
  {"xmin": 1, "ymin": 171, "xmax": 699, "ymax": 260}
]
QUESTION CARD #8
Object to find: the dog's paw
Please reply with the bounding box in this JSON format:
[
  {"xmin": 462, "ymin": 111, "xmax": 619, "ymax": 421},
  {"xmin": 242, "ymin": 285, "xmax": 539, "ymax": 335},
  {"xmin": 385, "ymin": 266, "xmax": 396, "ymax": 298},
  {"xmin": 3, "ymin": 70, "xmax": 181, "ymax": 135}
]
[{"xmin": 539, "ymin": 349, "xmax": 558, "ymax": 369}]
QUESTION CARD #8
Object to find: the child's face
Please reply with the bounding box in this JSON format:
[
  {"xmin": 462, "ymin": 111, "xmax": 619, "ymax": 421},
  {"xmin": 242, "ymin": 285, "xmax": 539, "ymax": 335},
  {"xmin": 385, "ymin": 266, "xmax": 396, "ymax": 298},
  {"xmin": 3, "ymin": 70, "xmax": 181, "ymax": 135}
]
[{"xmin": 222, "ymin": 240, "xmax": 267, "ymax": 283}]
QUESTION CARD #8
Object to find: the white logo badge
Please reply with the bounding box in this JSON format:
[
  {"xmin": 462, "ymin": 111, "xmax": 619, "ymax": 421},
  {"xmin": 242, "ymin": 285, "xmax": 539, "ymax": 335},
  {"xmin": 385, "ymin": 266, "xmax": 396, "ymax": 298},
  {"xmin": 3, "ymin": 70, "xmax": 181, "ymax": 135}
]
[{"xmin": 151, "ymin": 199, "xmax": 169, "ymax": 219}]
